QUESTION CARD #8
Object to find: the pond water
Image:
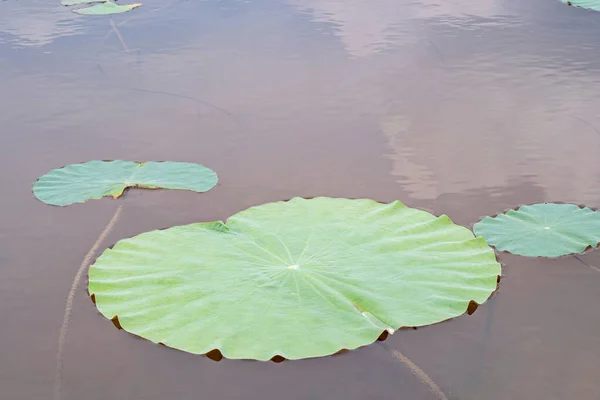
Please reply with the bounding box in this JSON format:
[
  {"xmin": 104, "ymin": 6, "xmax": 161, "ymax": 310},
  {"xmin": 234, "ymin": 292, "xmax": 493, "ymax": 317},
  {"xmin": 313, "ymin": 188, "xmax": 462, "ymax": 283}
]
[{"xmin": 1, "ymin": 0, "xmax": 600, "ymax": 399}]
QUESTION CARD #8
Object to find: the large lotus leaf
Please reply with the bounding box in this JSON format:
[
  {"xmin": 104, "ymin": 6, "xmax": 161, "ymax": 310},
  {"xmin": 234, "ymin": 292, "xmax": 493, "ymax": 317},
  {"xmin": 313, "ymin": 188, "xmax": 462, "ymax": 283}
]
[
  {"xmin": 561, "ymin": 0, "xmax": 600, "ymax": 11},
  {"xmin": 33, "ymin": 160, "xmax": 217, "ymax": 206},
  {"xmin": 72, "ymin": 2, "xmax": 142, "ymax": 15},
  {"xmin": 89, "ymin": 197, "xmax": 501, "ymax": 361},
  {"xmin": 473, "ymin": 203, "xmax": 600, "ymax": 257}
]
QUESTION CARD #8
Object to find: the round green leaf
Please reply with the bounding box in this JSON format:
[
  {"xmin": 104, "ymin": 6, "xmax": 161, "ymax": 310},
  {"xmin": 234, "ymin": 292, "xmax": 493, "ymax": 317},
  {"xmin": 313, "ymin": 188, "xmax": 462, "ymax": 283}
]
[
  {"xmin": 473, "ymin": 203, "xmax": 600, "ymax": 257},
  {"xmin": 72, "ymin": 2, "xmax": 142, "ymax": 15},
  {"xmin": 89, "ymin": 197, "xmax": 500, "ymax": 360},
  {"xmin": 33, "ymin": 160, "xmax": 217, "ymax": 206},
  {"xmin": 560, "ymin": 0, "xmax": 600, "ymax": 11}
]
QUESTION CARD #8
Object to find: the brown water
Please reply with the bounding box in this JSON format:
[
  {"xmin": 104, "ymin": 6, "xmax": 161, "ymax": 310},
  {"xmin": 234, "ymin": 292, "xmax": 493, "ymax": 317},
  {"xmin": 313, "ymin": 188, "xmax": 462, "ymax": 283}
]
[{"xmin": 2, "ymin": 0, "xmax": 600, "ymax": 399}]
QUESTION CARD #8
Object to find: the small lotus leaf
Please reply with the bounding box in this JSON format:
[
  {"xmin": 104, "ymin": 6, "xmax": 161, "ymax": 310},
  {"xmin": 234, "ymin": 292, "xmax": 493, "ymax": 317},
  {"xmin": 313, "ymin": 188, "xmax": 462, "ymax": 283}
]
[
  {"xmin": 89, "ymin": 197, "xmax": 500, "ymax": 361},
  {"xmin": 473, "ymin": 203, "xmax": 600, "ymax": 257},
  {"xmin": 72, "ymin": 2, "xmax": 142, "ymax": 15},
  {"xmin": 33, "ymin": 160, "xmax": 218, "ymax": 206},
  {"xmin": 560, "ymin": 0, "xmax": 600, "ymax": 11}
]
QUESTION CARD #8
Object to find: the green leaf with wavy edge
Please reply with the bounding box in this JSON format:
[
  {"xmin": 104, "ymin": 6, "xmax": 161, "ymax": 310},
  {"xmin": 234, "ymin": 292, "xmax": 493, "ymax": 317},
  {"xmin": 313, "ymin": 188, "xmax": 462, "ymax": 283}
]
[
  {"xmin": 61, "ymin": 0, "xmax": 106, "ymax": 6},
  {"xmin": 72, "ymin": 2, "xmax": 142, "ymax": 15},
  {"xmin": 33, "ymin": 160, "xmax": 218, "ymax": 206},
  {"xmin": 89, "ymin": 197, "xmax": 500, "ymax": 361},
  {"xmin": 473, "ymin": 203, "xmax": 600, "ymax": 257},
  {"xmin": 560, "ymin": 0, "xmax": 600, "ymax": 11}
]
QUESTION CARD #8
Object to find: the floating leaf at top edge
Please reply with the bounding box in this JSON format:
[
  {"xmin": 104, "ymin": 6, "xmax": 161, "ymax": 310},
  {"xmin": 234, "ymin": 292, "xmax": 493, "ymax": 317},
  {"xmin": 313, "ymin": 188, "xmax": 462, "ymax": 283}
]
[
  {"xmin": 33, "ymin": 160, "xmax": 218, "ymax": 206},
  {"xmin": 473, "ymin": 203, "xmax": 600, "ymax": 257},
  {"xmin": 89, "ymin": 197, "xmax": 501, "ymax": 361},
  {"xmin": 560, "ymin": 0, "xmax": 600, "ymax": 11},
  {"xmin": 72, "ymin": 2, "xmax": 142, "ymax": 15}
]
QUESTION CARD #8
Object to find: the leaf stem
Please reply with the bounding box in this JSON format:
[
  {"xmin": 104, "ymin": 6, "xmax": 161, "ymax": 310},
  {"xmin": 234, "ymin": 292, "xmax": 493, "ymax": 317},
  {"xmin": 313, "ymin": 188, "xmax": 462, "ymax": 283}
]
[
  {"xmin": 377, "ymin": 341, "xmax": 449, "ymax": 400},
  {"xmin": 572, "ymin": 254, "xmax": 600, "ymax": 273},
  {"xmin": 54, "ymin": 205, "xmax": 124, "ymax": 400}
]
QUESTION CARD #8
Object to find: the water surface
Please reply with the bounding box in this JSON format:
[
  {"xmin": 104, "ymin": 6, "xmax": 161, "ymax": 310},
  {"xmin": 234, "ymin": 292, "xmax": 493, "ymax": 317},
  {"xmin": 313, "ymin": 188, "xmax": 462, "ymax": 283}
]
[{"xmin": 1, "ymin": 0, "xmax": 600, "ymax": 399}]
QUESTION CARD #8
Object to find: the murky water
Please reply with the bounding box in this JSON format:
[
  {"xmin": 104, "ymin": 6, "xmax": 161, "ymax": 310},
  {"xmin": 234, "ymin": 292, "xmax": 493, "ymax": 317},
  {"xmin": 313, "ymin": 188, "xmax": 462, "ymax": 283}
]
[{"xmin": 2, "ymin": 0, "xmax": 600, "ymax": 399}]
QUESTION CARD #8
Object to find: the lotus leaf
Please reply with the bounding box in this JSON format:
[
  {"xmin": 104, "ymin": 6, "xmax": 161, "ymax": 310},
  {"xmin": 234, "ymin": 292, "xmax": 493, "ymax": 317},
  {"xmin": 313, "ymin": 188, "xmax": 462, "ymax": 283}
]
[
  {"xmin": 72, "ymin": 2, "xmax": 142, "ymax": 15},
  {"xmin": 33, "ymin": 160, "xmax": 217, "ymax": 206},
  {"xmin": 473, "ymin": 203, "xmax": 600, "ymax": 257},
  {"xmin": 561, "ymin": 0, "xmax": 600, "ymax": 11},
  {"xmin": 89, "ymin": 197, "xmax": 500, "ymax": 360}
]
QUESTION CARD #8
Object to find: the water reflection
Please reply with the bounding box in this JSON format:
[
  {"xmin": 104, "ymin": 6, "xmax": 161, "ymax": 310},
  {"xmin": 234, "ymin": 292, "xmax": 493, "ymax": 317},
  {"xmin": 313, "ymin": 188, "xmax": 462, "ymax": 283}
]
[
  {"xmin": 287, "ymin": 0, "xmax": 408, "ymax": 57},
  {"xmin": 0, "ymin": 1, "xmax": 82, "ymax": 47},
  {"xmin": 287, "ymin": 0, "xmax": 519, "ymax": 57},
  {"xmin": 382, "ymin": 61, "xmax": 600, "ymax": 204}
]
